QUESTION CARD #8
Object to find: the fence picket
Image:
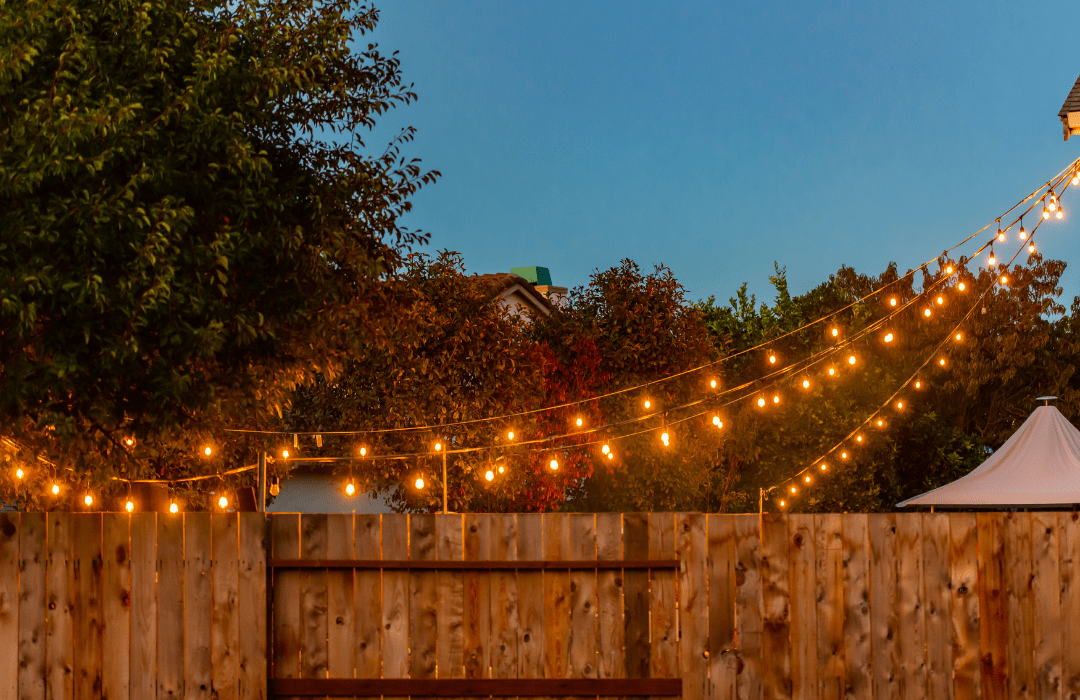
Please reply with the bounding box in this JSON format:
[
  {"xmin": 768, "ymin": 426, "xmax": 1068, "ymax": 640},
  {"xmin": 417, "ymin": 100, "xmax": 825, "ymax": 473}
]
[
  {"xmin": 706, "ymin": 513, "xmax": 736, "ymax": 700},
  {"xmin": 326, "ymin": 514, "xmax": 355, "ymax": 689},
  {"xmin": 760, "ymin": 512, "xmax": 791, "ymax": 700},
  {"xmin": 237, "ymin": 512, "xmax": 267, "ymax": 700},
  {"xmin": 1031, "ymin": 512, "xmax": 1062, "ymax": 700},
  {"xmin": 157, "ymin": 511, "xmax": 185, "ymax": 698},
  {"xmin": 595, "ymin": 513, "xmax": 624, "ymax": 700},
  {"xmin": 185, "ymin": 513, "xmax": 213, "ymax": 700},
  {"xmin": 868, "ymin": 513, "xmax": 899, "ymax": 700},
  {"xmin": 733, "ymin": 513, "xmax": 763, "ymax": 700},
  {"xmin": 568, "ymin": 514, "xmax": 598, "ymax": 683},
  {"xmin": 977, "ymin": 512, "xmax": 1009, "ymax": 700},
  {"xmin": 1004, "ymin": 513, "xmax": 1035, "ymax": 700},
  {"xmin": 489, "ymin": 514, "xmax": 518, "ymax": 700},
  {"xmin": 354, "ymin": 514, "xmax": 382, "ymax": 700},
  {"xmin": 272, "ymin": 514, "xmax": 302, "ymax": 700},
  {"xmin": 382, "ymin": 514, "xmax": 410, "ymax": 700},
  {"xmin": 129, "ymin": 512, "xmax": 157, "ymax": 700},
  {"xmin": 841, "ymin": 513, "xmax": 871, "ymax": 700},
  {"xmin": 949, "ymin": 513, "xmax": 980, "ymax": 700},
  {"xmin": 18, "ymin": 513, "xmax": 46, "ymax": 700},
  {"xmin": 410, "ymin": 514, "xmax": 438, "ymax": 679},
  {"xmin": 517, "ymin": 514, "xmax": 545, "ymax": 682},
  {"xmin": 623, "ymin": 513, "xmax": 649, "ymax": 681},
  {"xmin": 300, "ymin": 514, "xmax": 329, "ymax": 682},
  {"xmin": 544, "ymin": 513, "xmax": 570, "ymax": 686},
  {"xmin": 0, "ymin": 514, "xmax": 18, "ymax": 700},
  {"xmin": 463, "ymin": 514, "xmax": 490, "ymax": 681},
  {"xmin": 787, "ymin": 514, "xmax": 816, "ymax": 700},
  {"xmin": 46, "ymin": 513, "xmax": 74, "ymax": 700},
  {"xmin": 437, "ymin": 514, "xmax": 465, "ymax": 683},
  {"xmin": 676, "ymin": 513, "xmax": 706, "ymax": 700},
  {"xmin": 649, "ymin": 513, "xmax": 677, "ymax": 691},
  {"xmin": 212, "ymin": 513, "xmax": 240, "ymax": 699},
  {"xmin": 922, "ymin": 514, "xmax": 952, "ymax": 700},
  {"xmin": 896, "ymin": 513, "xmax": 926, "ymax": 700},
  {"xmin": 814, "ymin": 513, "xmax": 844, "ymax": 700},
  {"xmin": 72, "ymin": 513, "xmax": 103, "ymax": 700},
  {"xmin": 102, "ymin": 513, "xmax": 130, "ymax": 700}
]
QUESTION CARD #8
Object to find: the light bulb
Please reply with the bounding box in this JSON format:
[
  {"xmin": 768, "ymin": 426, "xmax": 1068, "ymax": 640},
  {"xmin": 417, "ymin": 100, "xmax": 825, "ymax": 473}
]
[
  {"xmin": 998, "ymin": 231, "xmax": 1005, "ymax": 242},
  {"xmin": 712, "ymin": 416, "xmax": 721, "ymax": 426},
  {"xmin": 780, "ymin": 500, "xmax": 786, "ymax": 507},
  {"xmin": 877, "ymin": 420, "xmax": 883, "ymax": 426},
  {"xmin": 125, "ymin": 500, "xmax": 134, "ymax": 513},
  {"xmin": 890, "ymin": 298, "xmax": 897, "ymax": 307},
  {"xmin": 1073, "ymin": 173, "xmax": 1079, "ymax": 186},
  {"xmin": 958, "ymin": 282, "xmax": 966, "ymax": 291},
  {"xmin": 1029, "ymin": 243, "xmax": 1036, "ymax": 253},
  {"xmin": 804, "ymin": 476, "xmax": 811, "ymax": 483},
  {"xmin": 345, "ymin": 482, "xmax": 355, "ymax": 496},
  {"xmin": 802, "ymin": 379, "xmax": 810, "ymax": 389},
  {"xmin": 218, "ymin": 495, "xmax": 228, "ymax": 509},
  {"xmin": 773, "ymin": 395, "xmax": 780, "ymax": 403},
  {"xmin": 435, "ymin": 442, "xmax": 442, "ymax": 451},
  {"xmin": 170, "ymin": 502, "xmax": 178, "ymax": 514},
  {"xmin": 897, "ymin": 401, "xmax": 904, "ymax": 409},
  {"xmin": 416, "ymin": 477, "xmax": 425, "ymax": 489},
  {"xmin": 644, "ymin": 400, "xmax": 651, "ymax": 409},
  {"xmin": 507, "ymin": 431, "xmax": 514, "ymax": 441},
  {"xmin": 828, "ymin": 367, "xmax": 836, "ymax": 376},
  {"xmin": 125, "ymin": 438, "xmax": 134, "ymax": 446},
  {"xmin": 924, "ymin": 308, "xmax": 932, "ymax": 317},
  {"xmin": 498, "ymin": 466, "xmax": 505, "ymax": 474},
  {"xmin": 602, "ymin": 444, "xmax": 610, "ymax": 454},
  {"xmin": 549, "ymin": 459, "xmax": 559, "ymax": 471},
  {"xmin": 576, "ymin": 418, "xmax": 583, "ymax": 427},
  {"xmin": 769, "ymin": 354, "xmax": 776, "ymax": 364},
  {"xmin": 884, "ymin": 333, "xmax": 894, "ymax": 342},
  {"xmin": 84, "ymin": 494, "xmax": 93, "ymax": 507},
  {"xmin": 939, "ymin": 358, "xmax": 946, "ymax": 366},
  {"xmin": 955, "ymin": 333, "xmax": 962, "ymax": 341},
  {"xmin": 988, "ymin": 254, "xmax": 996, "ymax": 267},
  {"xmin": 1000, "ymin": 276, "xmax": 1008, "ymax": 286},
  {"xmin": 607, "ymin": 453, "xmax": 614, "ymax": 460},
  {"xmin": 831, "ymin": 328, "xmax": 839, "ymax": 337},
  {"xmin": 1043, "ymin": 207, "xmax": 1050, "ymax": 220},
  {"xmin": 915, "ymin": 381, "xmax": 921, "ymax": 389},
  {"xmin": 51, "ymin": 484, "xmax": 59, "ymax": 495},
  {"xmin": 485, "ymin": 470, "xmax": 494, "ymax": 482},
  {"xmin": 841, "ymin": 452, "xmax": 848, "ymax": 459},
  {"xmin": 758, "ymin": 398, "xmax": 766, "ymax": 407},
  {"xmin": 282, "ymin": 449, "xmax": 290, "ymax": 459},
  {"xmin": 1057, "ymin": 208, "xmax": 1064, "ymax": 220},
  {"xmin": 936, "ymin": 296, "xmax": 943, "ymax": 305},
  {"xmin": 203, "ymin": 446, "xmax": 212, "ymax": 456},
  {"xmin": 1049, "ymin": 198, "xmax": 1057, "ymax": 212},
  {"xmin": 820, "ymin": 464, "xmax": 827, "ymax": 471},
  {"xmin": 946, "ymin": 266, "xmax": 954, "ymax": 274},
  {"xmin": 856, "ymin": 435, "xmax": 863, "ymax": 443},
  {"xmin": 661, "ymin": 432, "xmax": 670, "ymax": 446},
  {"xmin": 848, "ymin": 355, "xmax": 856, "ymax": 365},
  {"xmin": 790, "ymin": 486, "xmax": 796, "ymax": 494},
  {"xmin": 15, "ymin": 468, "xmax": 24, "ymax": 479},
  {"xmin": 710, "ymin": 379, "xmax": 717, "ymax": 388},
  {"xmin": 360, "ymin": 447, "xmax": 367, "ymax": 457},
  {"xmin": 1019, "ymin": 227, "xmax": 1027, "ymax": 240}
]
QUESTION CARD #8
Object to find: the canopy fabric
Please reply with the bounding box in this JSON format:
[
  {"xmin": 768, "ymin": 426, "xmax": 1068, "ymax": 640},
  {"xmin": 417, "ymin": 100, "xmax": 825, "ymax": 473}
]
[{"xmin": 899, "ymin": 405, "xmax": 1080, "ymax": 507}]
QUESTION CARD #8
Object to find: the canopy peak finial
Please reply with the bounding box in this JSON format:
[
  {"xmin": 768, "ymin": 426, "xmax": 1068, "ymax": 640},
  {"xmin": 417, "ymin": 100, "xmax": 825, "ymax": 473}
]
[{"xmin": 1037, "ymin": 396, "xmax": 1059, "ymax": 406}]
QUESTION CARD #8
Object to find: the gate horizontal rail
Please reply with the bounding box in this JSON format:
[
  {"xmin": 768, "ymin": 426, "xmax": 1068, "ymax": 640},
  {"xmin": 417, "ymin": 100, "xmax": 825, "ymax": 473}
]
[
  {"xmin": 270, "ymin": 678, "xmax": 684, "ymax": 696},
  {"xmin": 269, "ymin": 558, "xmax": 679, "ymax": 570}
]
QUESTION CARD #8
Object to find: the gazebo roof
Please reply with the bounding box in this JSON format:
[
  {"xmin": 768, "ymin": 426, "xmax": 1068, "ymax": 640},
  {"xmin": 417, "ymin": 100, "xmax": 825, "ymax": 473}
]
[{"xmin": 899, "ymin": 405, "xmax": 1080, "ymax": 507}]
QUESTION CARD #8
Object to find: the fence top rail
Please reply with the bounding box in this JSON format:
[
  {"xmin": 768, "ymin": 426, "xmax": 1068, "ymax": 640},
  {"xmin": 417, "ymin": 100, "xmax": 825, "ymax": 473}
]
[{"xmin": 268, "ymin": 558, "xmax": 679, "ymax": 570}]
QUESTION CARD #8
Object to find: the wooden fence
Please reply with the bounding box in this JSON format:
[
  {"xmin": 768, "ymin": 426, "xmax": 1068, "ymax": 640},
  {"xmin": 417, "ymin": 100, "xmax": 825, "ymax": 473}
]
[{"xmin": 5, "ymin": 510, "xmax": 1080, "ymax": 699}]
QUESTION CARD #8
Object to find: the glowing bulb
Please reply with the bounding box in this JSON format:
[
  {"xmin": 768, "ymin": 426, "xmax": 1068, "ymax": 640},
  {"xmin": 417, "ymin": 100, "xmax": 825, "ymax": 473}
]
[
  {"xmin": 884, "ymin": 333, "xmax": 894, "ymax": 343},
  {"xmin": 507, "ymin": 431, "xmax": 514, "ymax": 441},
  {"xmin": 1043, "ymin": 207, "xmax": 1050, "ymax": 220},
  {"xmin": 203, "ymin": 446, "xmax": 212, "ymax": 456},
  {"xmin": 831, "ymin": 328, "xmax": 839, "ymax": 337},
  {"xmin": 915, "ymin": 381, "xmax": 921, "ymax": 389},
  {"xmin": 946, "ymin": 266, "xmax": 954, "ymax": 274},
  {"xmin": 1049, "ymin": 198, "xmax": 1057, "ymax": 212},
  {"xmin": 549, "ymin": 459, "xmax": 559, "ymax": 471},
  {"xmin": 802, "ymin": 379, "xmax": 810, "ymax": 389},
  {"xmin": 955, "ymin": 333, "xmax": 962, "ymax": 341},
  {"xmin": 773, "ymin": 395, "xmax": 780, "ymax": 404},
  {"xmin": 1057, "ymin": 208, "xmax": 1064, "ymax": 220},
  {"xmin": 848, "ymin": 355, "xmax": 856, "ymax": 365},
  {"xmin": 169, "ymin": 502, "xmax": 178, "ymax": 514},
  {"xmin": 84, "ymin": 494, "xmax": 93, "ymax": 507},
  {"xmin": 712, "ymin": 416, "xmax": 721, "ymax": 426},
  {"xmin": 125, "ymin": 500, "xmax": 134, "ymax": 513},
  {"xmin": 498, "ymin": 466, "xmax": 505, "ymax": 474},
  {"xmin": 360, "ymin": 447, "xmax": 367, "ymax": 457},
  {"xmin": 758, "ymin": 398, "xmax": 766, "ymax": 407},
  {"xmin": 1073, "ymin": 173, "xmax": 1079, "ymax": 186},
  {"xmin": 345, "ymin": 482, "xmax": 355, "ymax": 496},
  {"xmin": 988, "ymin": 254, "xmax": 996, "ymax": 267},
  {"xmin": 769, "ymin": 354, "xmax": 776, "ymax": 364},
  {"xmin": 877, "ymin": 419, "xmax": 883, "ymax": 426},
  {"xmin": 1019, "ymin": 227, "xmax": 1027, "ymax": 240},
  {"xmin": 435, "ymin": 442, "xmax": 442, "ymax": 451},
  {"xmin": 897, "ymin": 401, "xmax": 904, "ymax": 409},
  {"xmin": 939, "ymin": 358, "xmax": 946, "ymax": 366},
  {"xmin": 958, "ymin": 282, "xmax": 966, "ymax": 291},
  {"xmin": 661, "ymin": 432, "xmax": 670, "ymax": 446},
  {"xmin": 1029, "ymin": 243, "xmax": 1036, "ymax": 254},
  {"xmin": 485, "ymin": 470, "xmax": 494, "ymax": 482},
  {"xmin": 841, "ymin": 452, "xmax": 848, "ymax": 459},
  {"xmin": 218, "ymin": 495, "xmax": 228, "ymax": 509},
  {"xmin": 790, "ymin": 486, "xmax": 797, "ymax": 494},
  {"xmin": 710, "ymin": 379, "xmax": 717, "ymax": 388},
  {"xmin": 1000, "ymin": 276, "xmax": 1008, "ymax": 286},
  {"xmin": 607, "ymin": 453, "xmax": 613, "ymax": 460},
  {"xmin": 820, "ymin": 464, "xmax": 827, "ymax": 471},
  {"xmin": 576, "ymin": 418, "xmax": 583, "ymax": 427},
  {"xmin": 804, "ymin": 475, "xmax": 811, "ymax": 483},
  {"xmin": 998, "ymin": 231, "xmax": 1005, "ymax": 242},
  {"xmin": 856, "ymin": 435, "xmax": 863, "ymax": 443},
  {"xmin": 282, "ymin": 449, "xmax": 290, "ymax": 459},
  {"xmin": 936, "ymin": 296, "xmax": 943, "ymax": 305},
  {"xmin": 125, "ymin": 438, "xmax": 134, "ymax": 446},
  {"xmin": 924, "ymin": 308, "xmax": 932, "ymax": 317},
  {"xmin": 890, "ymin": 298, "xmax": 897, "ymax": 306},
  {"xmin": 780, "ymin": 500, "xmax": 786, "ymax": 507},
  {"xmin": 15, "ymin": 468, "xmax": 24, "ymax": 479},
  {"xmin": 51, "ymin": 483, "xmax": 59, "ymax": 495},
  {"xmin": 416, "ymin": 477, "xmax": 425, "ymax": 489},
  {"xmin": 644, "ymin": 400, "xmax": 651, "ymax": 409},
  {"xmin": 828, "ymin": 367, "xmax": 836, "ymax": 376},
  {"xmin": 602, "ymin": 444, "xmax": 610, "ymax": 454}
]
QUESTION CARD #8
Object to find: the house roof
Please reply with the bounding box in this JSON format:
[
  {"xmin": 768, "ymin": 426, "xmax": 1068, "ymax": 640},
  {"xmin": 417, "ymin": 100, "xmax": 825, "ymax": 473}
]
[
  {"xmin": 1060, "ymin": 73, "xmax": 1080, "ymax": 117},
  {"xmin": 471, "ymin": 272, "xmax": 554, "ymax": 315}
]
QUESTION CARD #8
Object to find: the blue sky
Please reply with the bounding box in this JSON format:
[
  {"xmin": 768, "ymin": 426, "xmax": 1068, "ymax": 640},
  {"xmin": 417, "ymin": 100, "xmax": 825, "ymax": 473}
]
[{"xmin": 365, "ymin": 0, "xmax": 1080, "ymax": 308}]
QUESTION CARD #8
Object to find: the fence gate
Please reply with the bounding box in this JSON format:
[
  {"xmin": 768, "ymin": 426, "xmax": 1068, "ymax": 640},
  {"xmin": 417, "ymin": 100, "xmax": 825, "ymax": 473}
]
[{"xmin": 266, "ymin": 513, "xmax": 691, "ymax": 698}]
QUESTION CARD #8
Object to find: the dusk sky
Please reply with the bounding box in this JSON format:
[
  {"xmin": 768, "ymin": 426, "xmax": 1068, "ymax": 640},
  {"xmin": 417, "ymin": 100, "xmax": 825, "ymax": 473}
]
[{"xmin": 368, "ymin": 1, "xmax": 1080, "ymax": 308}]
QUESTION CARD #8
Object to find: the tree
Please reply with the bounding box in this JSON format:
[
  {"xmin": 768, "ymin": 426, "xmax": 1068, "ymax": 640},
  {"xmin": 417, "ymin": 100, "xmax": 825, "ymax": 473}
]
[{"xmin": 0, "ymin": 0, "xmax": 436, "ymax": 507}]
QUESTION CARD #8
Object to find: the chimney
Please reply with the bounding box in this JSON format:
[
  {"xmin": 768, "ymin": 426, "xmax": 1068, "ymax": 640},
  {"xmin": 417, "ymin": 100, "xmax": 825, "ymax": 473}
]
[{"xmin": 511, "ymin": 266, "xmax": 568, "ymax": 307}]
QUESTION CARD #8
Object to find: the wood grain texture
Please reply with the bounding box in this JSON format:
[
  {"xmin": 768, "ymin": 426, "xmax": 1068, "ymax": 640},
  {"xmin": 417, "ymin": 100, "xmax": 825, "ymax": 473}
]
[
  {"xmin": 543, "ymin": 514, "xmax": 570, "ymax": 682},
  {"xmin": 675, "ymin": 513, "xmax": 706, "ymax": 700},
  {"xmin": 0, "ymin": 514, "xmax": 18, "ymax": 700},
  {"xmin": 212, "ymin": 513, "xmax": 240, "ymax": 699},
  {"xmin": 184, "ymin": 513, "xmax": 213, "ymax": 700},
  {"xmin": 18, "ymin": 513, "xmax": 46, "ymax": 700},
  {"xmin": 300, "ymin": 514, "xmax": 329, "ymax": 681},
  {"xmin": 648, "ymin": 513, "xmax": 677, "ymax": 687},
  {"xmin": 1061, "ymin": 512, "xmax": 1080, "ymax": 700},
  {"xmin": 157, "ymin": 511, "xmax": 185, "ymax": 699},
  {"xmin": 326, "ymin": 514, "xmax": 355, "ymax": 684},
  {"xmin": 622, "ymin": 513, "xmax": 649, "ymax": 682},
  {"xmin": 354, "ymin": 514, "xmax": 382, "ymax": 687},
  {"xmin": 129, "ymin": 512, "xmax": 157, "ymax": 700},
  {"xmin": 463, "ymin": 514, "xmax": 490, "ymax": 682},
  {"xmin": 842, "ymin": 514, "xmax": 871, "ymax": 700},
  {"xmin": 895, "ymin": 513, "xmax": 926, "ymax": 700},
  {"xmin": 949, "ymin": 512, "xmax": 980, "ymax": 700},
  {"xmin": 1031, "ymin": 512, "xmax": 1062, "ymax": 700},
  {"xmin": 977, "ymin": 512, "xmax": 1008, "ymax": 700},
  {"xmin": 73, "ymin": 514, "xmax": 104, "ymax": 700},
  {"xmin": 46, "ymin": 512, "xmax": 74, "ymax": 700},
  {"xmin": 436, "ymin": 514, "xmax": 465, "ymax": 680},
  {"xmin": 381, "ymin": 515, "xmax": 410, "ymax": 693},
  {"xmin": 868, "ymin": 513, "xmax": 899, "ymax": 700},
  {"xmin": 706, "ymin": 514, "xmax": 736, "ymax": 700},
  {"xmin": 517, "ymin": 514, "xmax": 544, "ymax": 682},
  {"xmin": 101, "ymin": 514, "xmax": 130, "ymax": 700},
  {"xmin": 814, "ymin": 513, "xmax": 845, "ymax": 700},
  {"xmin": 272, "ymin": 514, "xmax": 302, "ymax": 694},
  {"xmin": 568, "ymin": 515, "xmax": 597, "ymax": 681},
  {"xmin": 760, "ymin": 512, "xmax": 791, "ymax": 700},
  {"xmin": 787, "ymin": 514, "xmax": 816, "ymax": 700},
  {"xmin": 733, "ymin": 513, "xmax": 763, "ymax": 700},
  {"xmin": 489, "ymin": 514, "xmax": 518, "ymax": 700},
  {"xmin": 410, "ymin": 514, "xmax": 438, "ymax": 679},
  {"xmin": 238, "ymin": 513, "xmax": 268, "ymax": 700},
  {"xmin": 921, "ymin": 515, "xmax": 953, "ymax": 700},
  {"xmin": 1004, "ymin": 513, "xmax": 1035, "ymax": 700},
  {"xmin": 595, "ymin": 513, "xmax": 624, "ymax": 700}
]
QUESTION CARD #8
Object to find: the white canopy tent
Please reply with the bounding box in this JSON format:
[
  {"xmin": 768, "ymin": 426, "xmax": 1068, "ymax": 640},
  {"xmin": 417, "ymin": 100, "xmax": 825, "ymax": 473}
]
[{"xmin": 899, "ymin": 403, "xmax": 1080, "ymax": 507}]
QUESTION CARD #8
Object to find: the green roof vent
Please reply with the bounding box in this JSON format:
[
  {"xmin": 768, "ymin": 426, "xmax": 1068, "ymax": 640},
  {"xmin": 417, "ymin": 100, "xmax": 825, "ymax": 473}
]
[{"xmin": 510, "ymin": 266, "xmax": 552, "ymax": 286}]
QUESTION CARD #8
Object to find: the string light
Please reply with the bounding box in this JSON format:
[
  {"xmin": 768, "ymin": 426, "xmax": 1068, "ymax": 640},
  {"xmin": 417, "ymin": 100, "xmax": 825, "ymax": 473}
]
[
  {"xmin": 897, "ymin": 401, "xmax": 904, "ymax": 410},
  {"xmin": 820, "ymin": 463, "xmax": 827, "ymax": 471},
  {"xmin": 890, "ymin": 298, "xmax": 897, "ymax": 307},
  {"xmin": 485, "ymin": 470, "xmax": 494, "ymax": 482},
  {"xmin": 924, "ymin": 308, "xmax": 932, "ymax": 317},
  {"xmin": 712, "ymin": 415, "xmax": 722, "ymax": 427},
  {"xmin": 790, "ymin": 486, "xmax": 797, "ymax": 494},
  {"xmin": 876, "ymin": 419, "xmax": 883, "ymax": 427},
  {"xmin": 915, "ymin": 381, "xmax": 921, "ymax": 389},
  {"xmin": 773, "ymin": 395, "xmax": 780, "ymax": 403},
  {"xmin": 884, "ymin": 332, "xmax": 894, "ymax": 343},
  {"xmin": 203, "ymin": 446, "xmax": 212, "ymax": 456},
  {"xmin": 84, "ymin": 493, "xmax": 93, "ymax": 507},
  {"xmin": 15, "ymin": 468, "xmax": 24, "ymax": 479},
  {"xmin": 831, "ymin": 327, "xmax": 839, "ymax": 337},
  {"xmin": 607, "ymin": 452, "xmax": 614, "ymax": 460},
  {"xmin": 125, "ymin": 438, "xmax": 134, "ymax": 447},
  {"xmin": 549, "ymin": 459, "xmax": 559, "ymax": 470},
  {"xmin": 841, "ymin": 451, "xmax": 848, "ymax": 459},
  {"xmin": 1000, "ymin": 275, "xmax": 1008, "ymax": 286},
  {"xmin": 1073, "ymin": 172, "xmax": 1080, "ymax": 186},
  {"xmin": 988, "ymin": 251, "xmax": 996, "ymax": 267},
  {"xmin": 282, "ymin": 449, "xmax": 290, "ymax": 459},
  {"xmin": 507, "ymin": 431, "xmax": 515, "ymax": 441},
  {"xmin": 602, "ymin": 444, "xmax": 610, "ymax": 454},
  {"xmin": 758, "ymin": 397, "xmax": 766, "ymax": 407},
  {"xmin": 218, "ymin": 495, "xmax": 229, "ymax": 509},
  {"xmin": 1043, "ymin": 203, "xmax": 1050, "ymax": 220},
  {"xmin": 345, "ymin": 482, "xmax": 355, "ymax": 496},
  {"xmin": 828, "ymin": 367, "xmax": 836, "ymax": 376},
  {"xmin": 710, "ymin": 379, "xmax": 717, "ymax": 389},
  {"xmin": 359, "ymin": 447, "xmax": 367, "ymax": 457},
  {"xmin": 576, "ymin": 417, "xmax": 584, "ymax": 427},
  {"xmin": 804, "ymin": 475, "xmax": 811, "ymax": 483},
  {"xmin": 498, "ymin": 465, "xmax": 505, "ymax": 474},
  {"xmin": 1029, "ymin": 242, "xmax": 1036, "ymax": 254},
  {"xmin": 848, "ymin": 355, "xmax": 856, "ymax": 365},
  {"xmin": 997, "ymin": 219, "xmax": 1005, "ymax": 242},
  {"xmin": 946, "ymin": 265, "xmax": 954, "ymax": 274},
  {"xmin": 51, "ymin": 483, "xmax": 59, "ymax": 495},
  {"xmin": 661, "ymin": 431, "xmax": 670, "ymax": 446},
  {"xmin": 936, "ymin": 296, "xmax": 944, "ymax": 305},
  {"xmin": 955, "ymin": 332, "xmax": 962, "ymax": 341},
  {"xmin": 125, "ymin": 500, "xmax": 134, "ymax": 513},
  {"xmin": 644, "ymin": 400, "xmax": 651, "ymax": 409},
  {"xmin": 939, "ymin": 358, "xmax": 946, "ymax": 366},
  {"xmin": 802, "ymin": 379, "xmax": 811, "ymax": 388},
  {"xmin": 416, "ymin": 476, "xmax": 425, "ymax": 489},
  {"xmin": 1049, "ymin": 193, "xmax": 1058, "ymax": 212},
  {"xmin": 779, "ymin": 500, "xmax": 786, "ymax": 507},
  {"xmin": 435, "ymin": 442, "xmax": 442, "ymax": 451},
  {"xmin": 170, "ymin": 502, "xmax": 178, "ymax": 514},
  {"xmin": 1019, "ymin": 220, "xmax": 1027, "ymax": 240},
  {"xmin": 1057, "ymin": 206, "xmax": 1064, "ymax": 220},
  {"xmin": 856, "ymin": 435, "xmax": 863, "ymax": 443},
  {"xmin": 769, "ymin": 354, "xmax": 777, "ymax": 364},
  {"xmin": 958, "ymin": 282, "xmax": 966, "ymax": 291}
]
